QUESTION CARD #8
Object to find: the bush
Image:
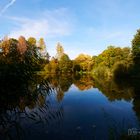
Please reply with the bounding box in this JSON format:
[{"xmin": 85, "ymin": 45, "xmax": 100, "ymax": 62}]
[{"xmin": 92, "ymin": 65, "xmax": 111, "ymax": 79}]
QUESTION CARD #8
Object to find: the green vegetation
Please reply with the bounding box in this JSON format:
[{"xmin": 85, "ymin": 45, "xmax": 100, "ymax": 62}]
[
  {"xmin": 1, "ymin": 29, "xmax": 140, "ymax": 84},
  {"xmin": 42, "ymin": 29, "xmax": 140, "ymax": 81},
  {"xmin": 0, "ymin": 30, "xmax": 140, "ymax": 92},
  {"xmin": 0, "ymin": 36, "xmax": 49, "ymax": 80},
  {"xmin": 1, "ymin": 30, "xmax": 140, "ymax": 140}
]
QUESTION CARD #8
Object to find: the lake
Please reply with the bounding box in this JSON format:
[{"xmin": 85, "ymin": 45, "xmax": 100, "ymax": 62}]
[{"xmin": 0, "ymin": 74, "xmax": 140, "ymax": 140}]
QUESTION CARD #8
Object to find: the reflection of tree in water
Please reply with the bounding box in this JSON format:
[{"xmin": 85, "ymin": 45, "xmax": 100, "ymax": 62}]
[
  {"xmin": 45, "ymin": 74, "xmax": 73, "ymax": 102},
  {"xmin": 45, "ymin": 74, "xmax": 95, "ymax": 101},
  {"xmin": 94, "ymin": 76, "xmax": 140, "ymax": 124},
  {"xmin": 114, "ymin": 78, "xmax": 140, "ymax": 121},
  {"xmin": 59, "ymin": 74, "xmax": 73, "ymax": 92},
  {"xmin": 44, "ymin": 73, "xmax": 140, "ymax": 125},
  {"xmin": 129, "ymin": 79, "xmax": 140, "ymax": 122},
  {"xmin": 73, "ymin": 74, "xmax": 95, "ymax": 91},
  {"xmin": 133, "ymin": 97, "xmax": 140, "ymax": 122},
  {"xmin": 94, "ymin": 77, "xmax": 134, "ymax": 101},
  {"xmin": 93, "ymin": 77, "xmax": 140, "ymax": 139},
  {"xmin": 44, "ymin": 74, "xmax": 140, "ymax": 139},
  {"xmin": 0, "ymin": 75, "xmax": 63, "ymax": 140}
]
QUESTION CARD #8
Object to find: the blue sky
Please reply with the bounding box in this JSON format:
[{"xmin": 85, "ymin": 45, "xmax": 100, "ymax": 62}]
[{"xmin": 0, "ymin": 0, "xmax": 140, "ymax": 59}]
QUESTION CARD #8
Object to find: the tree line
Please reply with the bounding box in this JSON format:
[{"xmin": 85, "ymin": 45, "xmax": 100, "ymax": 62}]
[
  {"xmin": 44, "ymin": 29, "xmax": 140, "ymax": 79},
  {"xmin": 0, "ymin": 29, "xmax": 140, "ymax": 79}
]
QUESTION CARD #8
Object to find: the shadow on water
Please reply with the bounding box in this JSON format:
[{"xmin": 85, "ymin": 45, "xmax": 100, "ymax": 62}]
[{"xmin": 1, "ymin": 73, "xmax": 140, "ymax": 139}]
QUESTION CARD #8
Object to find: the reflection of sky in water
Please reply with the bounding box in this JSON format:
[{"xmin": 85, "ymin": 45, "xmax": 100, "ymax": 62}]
[
  {"xmin": 1, "ymin": 84, "xmax": 139, "ymax": 140},
  {"xmin": 41, "ymin": 85, "xmax": 139, "ymax": 140}
]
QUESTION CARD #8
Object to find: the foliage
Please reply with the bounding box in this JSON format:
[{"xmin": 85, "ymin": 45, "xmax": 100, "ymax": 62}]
[
  {"xmin": 92, "ymin": 65, "xmax": 111, "ymax": 79},
  {"xmin": 56, "ymin": 42, "xmax": 64, "ymax": 60},
  {"xmin": 28, "ymin": 37, "xmax": 36, "ymax": 46},
  {"xmin": 18, "ymin": 36, "xmax": 27, "ymax": 54},
  {"xmin": 93, "ymin": 46, "xmax": 131, "ymax": 68},
  {"xmin": 1, "ymin": 30, "xmax": 140, "ymax": 140},
  {"xmin": 91, "ymin": 45, "xmax": 132, "ymax": 79},
  {"xmin": 44, "ymin": 57, "xmax": 59, "ymax": 73},
  {"xmin": 112, "ymin": 61, "xmax": 132, "ymax": 79},
  {"xmin": 0, "ymin": 36, "xmax": 49, "ymax": 78},
  {"xmin": 58, "ymin": 53, "xmax": 73, "ymax": 73},
  {"xmin": 38, "ymin": 38, "xmax": 46, "ymax": 51},
  {"xmin": 132, "ymin": 29, "xmax": 140, "ymax": 64},
  {"xmin": 43, "ymin": 43, "xmax": 72, "ymax": 74},
  {"xmin": 74, "ymin": 53, "xmax": 93, "ymax": 72}
]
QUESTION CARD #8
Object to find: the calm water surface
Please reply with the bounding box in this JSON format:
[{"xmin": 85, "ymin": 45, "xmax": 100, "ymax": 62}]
[{"xmin": 0, "ymin": 74, "xmax": 140, "ymax": 140}]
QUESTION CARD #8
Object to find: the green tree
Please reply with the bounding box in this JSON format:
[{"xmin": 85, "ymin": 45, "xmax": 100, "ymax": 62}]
[
  {"xmin": 94, "ymin": 46, "xmax": 131, "ymax": 69},
  {"xmin": 58, "ymin": 53, "xmax": 72, "ymax": 73},
  {"xmin": 132, "ymin": 29, "xmax": 140, "ymax": 64},
  {"xmin": 49, "ymin": 57, "xmax": 59, "ymax": 73},
  {"xmin": 28, "ymin": 37, "xmax": 36, "ymax": 46}
]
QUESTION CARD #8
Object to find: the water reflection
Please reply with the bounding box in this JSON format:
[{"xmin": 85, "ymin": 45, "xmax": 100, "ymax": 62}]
[
  {"xmin": 0, "ymin": 74, "xmax": 140, "ymax": 139},
  {"xmin": 0, "ymin": 75, "xmax": 63, "ymax": 140},
  {"xmin": 73, "ymin": 74, "xmax": 94, "ymax": 91}
]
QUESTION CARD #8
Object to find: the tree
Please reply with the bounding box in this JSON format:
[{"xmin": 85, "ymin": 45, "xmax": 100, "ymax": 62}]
[
  {"xmin": 58, "ymin": 53, "xmax": 72, "ymax": 73},
  {"xmin": 0, "ymin": 38, "xmax": 19, "ymax": 64},
  {"xmin": 28, "ymin": 37, "xmax": 36, "ymax": 46},
  {"xmin": 56, "ymin": 43, "xmax": 64, "ymax": 60},
  {"xmin": 74, "ymin": 54, "xmax": 93, "ymax": 71},
  {"xmin": 132, "ymin": 29, "xmax": 140, "ymax": 64},
  {"xmin": 38, "ymin": 38, "xmax": 47, "ymax": 57},
  {"xmin": 94, "ymin": 46, "xmax": 131, "ymax": 69},
  {"xmin": 18, "ymin": 36, "xmax": 27, "ymax": 55},
  {"xmin": 49, "ymin": 57, "xmax": 59, "ymax": 73},
  {"xmin": 38, "ymin": 38, "xmax": 46, "ymax": 51},
  {"xmin": 0, "ymin": 36, "xmax": 47, "ymax": 78},
  {"xmin": 0, "ymin": 36, "xmax": 10, "ymax": 56}
]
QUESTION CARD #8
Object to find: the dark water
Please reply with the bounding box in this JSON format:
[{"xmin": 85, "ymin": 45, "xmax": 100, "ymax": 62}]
[{"xmin": 0, "ymin": 74, "xmax": 140, "ymax": 140}]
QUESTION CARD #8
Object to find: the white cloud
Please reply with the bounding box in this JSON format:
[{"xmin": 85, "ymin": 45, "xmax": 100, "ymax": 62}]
[
  {"xmin": 0, "ymin": 0, "xmax": 16, "ymax": 15},
  {"xmin": 8, "ymin": 8, "xmax": 73, "ymax": 39}
]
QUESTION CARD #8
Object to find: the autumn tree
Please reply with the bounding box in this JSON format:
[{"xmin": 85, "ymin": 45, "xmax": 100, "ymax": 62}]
[
  {"xmin": 18, "ymin": 36, "xmax": 27, "ymax": 55},
  {"xmin": 28, "ymin": 37, "xmax": 36, "ymax": 46},
  {"xmin": 74, "ymin": 54, "xmax": 93, "ymax": 72},
  {"xmin": 0, "ymin": 36, "xmax": 10, "ymax": 56},
  {"xmin": 56, "ymin": 43, "xmax": 64, "ymax": 60},
  {"xmin": 0, "ymin": 36, "xmax": 48, "ymax": 78},
  {"xmin": 38, "ymin": 38, "xmax": 48, "ymax": 58},
  {"xmin": 0, "ymin": 37, "xmax": 19, "ymax": 64}
]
